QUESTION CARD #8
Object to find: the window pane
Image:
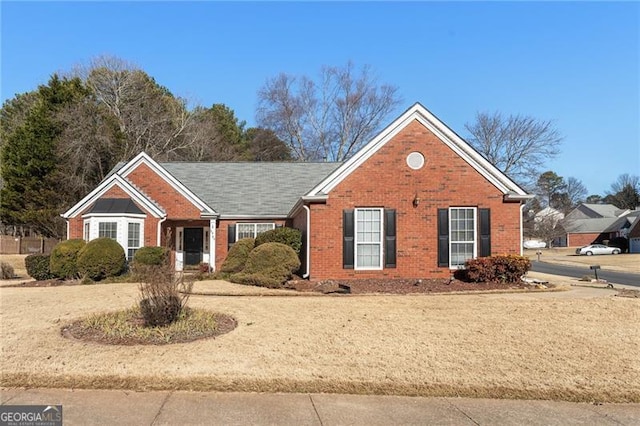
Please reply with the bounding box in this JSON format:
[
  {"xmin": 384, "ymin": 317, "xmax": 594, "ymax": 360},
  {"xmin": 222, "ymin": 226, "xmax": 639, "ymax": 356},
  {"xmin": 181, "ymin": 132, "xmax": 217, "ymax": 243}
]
[
  {"xmin": 98, "ymin": 222, "xmax": 117, "ymax": 240},
  {"xmin": 128, "ymin": 223, "xmax": 140, "ymax": 247},
  {"xmin": 256, "ymin": 223, "xmax": 275, "ymax": 234},
  {"xmin": 450, "ymin": 207, "xmax": 475, "ymax": 267},
  {"xmin": 237, "ymin": 224, "xmax": 255, "ymax": 240},
  {"xmin": 355, "ymin": 208, "xmax": 382, "ymax": 268},
  {"xmin": 356, "ymin": 243, "xmax": 381, "ymax": 268}
]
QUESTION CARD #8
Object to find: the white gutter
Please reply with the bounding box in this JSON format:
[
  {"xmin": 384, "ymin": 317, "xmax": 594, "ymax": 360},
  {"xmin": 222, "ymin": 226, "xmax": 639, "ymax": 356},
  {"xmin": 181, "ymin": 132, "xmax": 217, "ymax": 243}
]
[
  {"xmin": 157, "ymin": 216, "xmax": 167, "ymax": 246},
  {"xmin": 302, "ymin": 205, "xmax": 311, "ymax": 279}
]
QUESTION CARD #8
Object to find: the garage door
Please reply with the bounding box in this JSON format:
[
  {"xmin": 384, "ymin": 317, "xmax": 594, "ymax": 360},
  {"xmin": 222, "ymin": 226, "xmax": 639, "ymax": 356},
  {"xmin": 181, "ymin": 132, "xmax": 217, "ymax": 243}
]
[{"xmin": 630, "ymin": 238, "xmax": 640, "ymax": 253}]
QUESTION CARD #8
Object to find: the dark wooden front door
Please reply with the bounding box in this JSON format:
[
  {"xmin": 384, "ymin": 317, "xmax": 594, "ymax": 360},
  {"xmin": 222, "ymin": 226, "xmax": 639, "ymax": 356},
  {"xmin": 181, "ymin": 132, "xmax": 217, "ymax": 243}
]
[{"xmin": 184, "ymin": 228, "xmax": 203, "ymax": 266}]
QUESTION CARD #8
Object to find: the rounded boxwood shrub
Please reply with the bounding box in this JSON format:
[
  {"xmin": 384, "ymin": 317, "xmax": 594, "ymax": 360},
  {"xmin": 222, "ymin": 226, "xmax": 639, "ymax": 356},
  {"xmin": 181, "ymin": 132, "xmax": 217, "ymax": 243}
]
[
  {"xmin": 77, "ymin": 238, "xmax": 126, "ymax": 281},
  {"xmin": 50, "ymin": 239, "xmax": 86, "ymax": 279},
  {"xmin": 255, "ymin": 227, "xmax": 302, "ymax": 255},
  {"xmin": 231, "ymin": 242, "xmax": 301, "ymax": 289},
  {"xmin": 25, "ymin": 254, "xmax": 56, "ymax": 280},
  {"xmin": 133, "ymin": 246, "xmax": 169, "ymax": 266},
  {"xmin": 221, "ymin": 238, "xmax": 255, "ymax": 273}
]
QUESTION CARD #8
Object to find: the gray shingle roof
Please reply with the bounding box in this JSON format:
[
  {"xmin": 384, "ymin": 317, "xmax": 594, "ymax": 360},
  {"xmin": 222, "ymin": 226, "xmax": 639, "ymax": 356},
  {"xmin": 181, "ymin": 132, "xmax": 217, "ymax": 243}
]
[
  {"xmin": 161, "ymin": 162, "xmax": 341, "ymax": 217},
  {"xmin": 581, "ymin": 203, "xmax": 625, "ymax": 218},
  {"xmin": 563, "ymin": 217, "xmax": 619, "ymax": 233}
]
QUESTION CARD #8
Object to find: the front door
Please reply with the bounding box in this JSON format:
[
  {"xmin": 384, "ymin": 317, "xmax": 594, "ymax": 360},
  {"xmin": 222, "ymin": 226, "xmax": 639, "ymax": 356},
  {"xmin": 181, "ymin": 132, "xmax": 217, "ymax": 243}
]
[{"xmin": 183, "ymin": 228, "xmax": 203, "ymax": 266}]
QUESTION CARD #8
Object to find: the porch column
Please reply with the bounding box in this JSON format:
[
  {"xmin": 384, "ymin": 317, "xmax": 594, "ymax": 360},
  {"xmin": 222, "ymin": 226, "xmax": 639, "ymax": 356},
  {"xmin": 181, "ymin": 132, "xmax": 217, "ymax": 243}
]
[{"xmin": 209, "ymin": 218, "xmax": 217, "ymax": 271}]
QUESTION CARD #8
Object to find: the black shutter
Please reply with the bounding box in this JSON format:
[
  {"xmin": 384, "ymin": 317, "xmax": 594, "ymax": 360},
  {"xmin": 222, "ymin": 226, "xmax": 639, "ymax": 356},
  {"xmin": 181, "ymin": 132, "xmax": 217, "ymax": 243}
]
[
  {"xmin": 384, "ymin": 209, "xmax": 397, "ymax": 268},
  {"xmin": 227, "ymin": 224, "xmax": 236, "ymax": 251},
  {"xmin": 343, "ymin": 210, "xmax": 354, "ymax": 269},
  {"xmin": 437, "ymin": 209, "xmax": 449, "ymax": 267},
  {"xmin": 479, "ymin": 208, "xmax": 491, "ymax": 257}
]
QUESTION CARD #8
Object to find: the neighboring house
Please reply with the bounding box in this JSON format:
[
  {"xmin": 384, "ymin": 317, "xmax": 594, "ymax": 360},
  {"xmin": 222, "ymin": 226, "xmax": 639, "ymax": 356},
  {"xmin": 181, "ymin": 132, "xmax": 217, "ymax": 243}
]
[
  {"xmin": 562, "ymin": 203, "xmax": 639, "ymax": 247},
  {"xmin": 629, "ymin": 216, "xmax": 640, "ymax": 253},
  {"xmin": 62, "ymin": 103, "xmax": 532, "ymax": 280}
]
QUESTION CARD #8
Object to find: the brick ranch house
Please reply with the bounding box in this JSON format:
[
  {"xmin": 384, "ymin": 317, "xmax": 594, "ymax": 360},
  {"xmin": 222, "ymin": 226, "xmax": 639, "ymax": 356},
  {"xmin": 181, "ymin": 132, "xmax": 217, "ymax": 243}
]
[{"xmin": 62, "ymin": 103, "xmax": 532, "ymax": 280}]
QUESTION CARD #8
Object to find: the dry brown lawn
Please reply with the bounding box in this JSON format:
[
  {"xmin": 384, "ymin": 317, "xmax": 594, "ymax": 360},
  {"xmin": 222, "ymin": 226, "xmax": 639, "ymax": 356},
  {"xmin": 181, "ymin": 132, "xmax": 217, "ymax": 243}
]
[{"xmin": 1, "ymin": 281, "xmax": 639, "ymax": 403}]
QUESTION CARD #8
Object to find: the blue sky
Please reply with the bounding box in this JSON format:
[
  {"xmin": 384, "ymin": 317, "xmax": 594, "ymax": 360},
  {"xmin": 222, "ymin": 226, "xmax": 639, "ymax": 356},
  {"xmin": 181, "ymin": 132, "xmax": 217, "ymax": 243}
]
[{"xmin": 1, "ymin": 1, "xmax": 638, "ymax": 196}]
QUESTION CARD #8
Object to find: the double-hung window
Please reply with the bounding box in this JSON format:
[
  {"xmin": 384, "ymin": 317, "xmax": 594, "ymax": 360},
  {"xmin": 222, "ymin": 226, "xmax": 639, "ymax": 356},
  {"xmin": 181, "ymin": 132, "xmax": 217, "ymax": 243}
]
[
  {"xmin": 449, "ymin": 207, "xmax": 476, "ymax": 268},
  {"xmin": 98, "ymin": 222, "xmax": 118, "ymax": 240},
  {"xmin": 127, "ymin": 222, "xmax": 141, "ymax": 261},
  {"xmin": 355, "ymin": 208, "xmax": 383, "ymax": 270},
  {"xmin": 236, "ymin": 223, "xmax": 275, "ymax": 240}
]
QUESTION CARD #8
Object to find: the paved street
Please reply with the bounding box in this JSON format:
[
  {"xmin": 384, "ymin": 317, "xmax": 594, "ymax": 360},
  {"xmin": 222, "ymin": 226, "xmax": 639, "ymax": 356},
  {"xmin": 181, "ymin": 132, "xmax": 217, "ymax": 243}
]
[
  {"xmin": 2, "ymin": 388, "xmax": 640, "ymax": 425},
  {"xmin": 531, "ymin": 261, "xmax": 640, "ymax": 287}
]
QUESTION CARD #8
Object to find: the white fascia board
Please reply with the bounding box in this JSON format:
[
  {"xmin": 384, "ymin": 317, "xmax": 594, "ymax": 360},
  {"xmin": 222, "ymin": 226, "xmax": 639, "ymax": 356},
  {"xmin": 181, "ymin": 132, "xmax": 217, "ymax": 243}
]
[
  {"xmin": 81, "ymin": 213, "xmax": 147, "ymax": 219},
  {"xmin": 119, "ymin": 152, "xmax": 217, "ymax": 216},
  {"xmin": 307, "ymin": 103, "xmax": 529, "ymax": 198},
  {"xmin": 62, "ymin": 175, "xmax": 165, "ymax": 219}
]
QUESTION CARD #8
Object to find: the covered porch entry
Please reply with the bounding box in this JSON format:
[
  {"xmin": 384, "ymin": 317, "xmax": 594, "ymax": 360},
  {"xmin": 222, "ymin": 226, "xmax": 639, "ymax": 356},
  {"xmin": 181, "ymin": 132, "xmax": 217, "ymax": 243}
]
[{"xmin": 168, "ymin": 220, "xmax": 216, "ymax": 271}]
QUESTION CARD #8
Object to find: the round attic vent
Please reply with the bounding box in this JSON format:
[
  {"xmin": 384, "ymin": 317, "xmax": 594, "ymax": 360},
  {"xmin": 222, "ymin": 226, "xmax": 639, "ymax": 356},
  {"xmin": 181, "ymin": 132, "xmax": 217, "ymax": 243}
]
[{"xmin": 406, "ymin": 152, "xmax": 425, "ymax": 170}]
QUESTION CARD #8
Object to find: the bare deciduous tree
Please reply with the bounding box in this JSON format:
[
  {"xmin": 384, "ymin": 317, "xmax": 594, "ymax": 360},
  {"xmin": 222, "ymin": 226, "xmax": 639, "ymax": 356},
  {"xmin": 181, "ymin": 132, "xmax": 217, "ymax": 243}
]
[
  {"xmin": 256, "ymin": 62, "xmax": 401, "ymax": 161},
  {"xmin": 465, "ymin": 112, "xmax": 562, "ymax": 188},
  {"xmin": 71, "ymin": 55, "xmax": 203, "ymax": 162},
  {"xmin": 606, "ymin": 174, "xmax": 640, "ymax": 209}
]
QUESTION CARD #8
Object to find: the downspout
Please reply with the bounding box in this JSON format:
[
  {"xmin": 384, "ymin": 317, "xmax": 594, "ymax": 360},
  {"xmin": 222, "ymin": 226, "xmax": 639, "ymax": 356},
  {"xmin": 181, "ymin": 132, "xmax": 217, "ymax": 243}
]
[
  {"xmin": 303, "ymin": 205, "xmax": 311, "ymax": 279},
  {"xmin": 157, "ymin": 216, "xmax": 167, "ymax": 246},
  {"xmin": 520, "ymin": 204, "xmax": 525, "ymax": 256}
]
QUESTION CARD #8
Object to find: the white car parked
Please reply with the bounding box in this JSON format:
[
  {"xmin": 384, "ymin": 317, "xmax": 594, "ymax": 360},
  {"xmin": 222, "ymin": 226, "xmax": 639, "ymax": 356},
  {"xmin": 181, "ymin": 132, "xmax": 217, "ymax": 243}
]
[
  {"xmin": 575, "ymin": 244, "xmax": 621, "ymax": 256},
  {"xmin": 523, "ymin": 240, "xmax": 547, "ymax": 249}
]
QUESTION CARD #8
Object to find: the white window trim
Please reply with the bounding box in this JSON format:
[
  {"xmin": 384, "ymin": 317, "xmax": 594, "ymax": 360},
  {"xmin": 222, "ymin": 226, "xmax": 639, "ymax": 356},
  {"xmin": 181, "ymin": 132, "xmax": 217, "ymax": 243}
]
[
  {"xmin": 83, "ymin": 215, "xmax": 144, "ymax": 261},
  {"xmin": 354, "ymin": 207, "xmax": 384, "ymax": 271},
  {"xmin": 449, "ymin": 207, "xmax": 477, "ymax": 269},
  {"xmin": 235, "ymin": 223, "xmax": 276, "ymax": 240},
  {"xmin": 127, "ymin": 222, "xmax": 142, "ymax": 261}
]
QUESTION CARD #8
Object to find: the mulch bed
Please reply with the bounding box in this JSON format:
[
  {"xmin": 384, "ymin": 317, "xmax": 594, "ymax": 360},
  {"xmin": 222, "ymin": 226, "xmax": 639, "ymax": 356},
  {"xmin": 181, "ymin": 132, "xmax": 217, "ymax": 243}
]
[
  {"xmin": 285, "ymin": 278, "xmax": 538, "ymax": 295},
  {"xmin": 2, "ymin": 278, "xmax": 80, "ymax": 288}
]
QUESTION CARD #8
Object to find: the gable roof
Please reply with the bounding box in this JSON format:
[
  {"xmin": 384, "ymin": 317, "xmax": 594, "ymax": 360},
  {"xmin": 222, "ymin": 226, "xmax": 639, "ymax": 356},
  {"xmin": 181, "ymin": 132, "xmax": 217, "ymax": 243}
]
[
  {"xmin": 563, "ymin": 217, "xmax": 619, "ymax": 234},
  {"xmin": 62, "ymin": 174, "xmax": 165, "ymax": 219},
  {"xmin": 580, "ymin": 203, "xmax": 627, "ymax": 218},
  {"xmin": 306, "ymin": 102, "xmax": 532, "ymax": 201},
  {"xmin": 162, "ymin": 162, "xmax": 341, "ymax": 218}
]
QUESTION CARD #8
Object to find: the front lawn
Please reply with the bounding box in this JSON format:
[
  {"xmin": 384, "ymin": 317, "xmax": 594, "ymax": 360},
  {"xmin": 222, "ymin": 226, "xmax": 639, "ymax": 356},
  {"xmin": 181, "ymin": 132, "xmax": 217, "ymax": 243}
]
[{"xmin": 1, "ymin": 282, "xmax": 639, "ymax": 402}]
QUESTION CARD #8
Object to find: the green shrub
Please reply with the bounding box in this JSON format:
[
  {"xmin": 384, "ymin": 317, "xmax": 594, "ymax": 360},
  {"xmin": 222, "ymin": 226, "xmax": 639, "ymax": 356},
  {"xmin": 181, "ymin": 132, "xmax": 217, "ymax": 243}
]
[
  {"xmin": 133, "ymin": 246, "xmax": 169, "ymax": 266},
  {"xmin": 25, "ymin": 254, "xmax": 56, "ymax": 280},
  {"xmin": 50, "ymin": 239, "xmax": 86, "ymax": 279},
  {"xmin": 231, "ymin": 242, "xmax": 301, "ymax": 289},
  {"xmin": 255, "ymin": 227, "xmax": 302, "ymax": 255},
  {"xmin": 1, "ymin": 262, "xmax": 15, "ymax": 279},
  {"xmin": 465, "ymin": 255, "xmax": 531, "ymax": 283},
  {"xmin": 220, "ymin": 238, "xmax": 255, "ymax": 273},
  {"xmin": 77, "ymin": 238, "xmax": 126, "ymax": 281}
]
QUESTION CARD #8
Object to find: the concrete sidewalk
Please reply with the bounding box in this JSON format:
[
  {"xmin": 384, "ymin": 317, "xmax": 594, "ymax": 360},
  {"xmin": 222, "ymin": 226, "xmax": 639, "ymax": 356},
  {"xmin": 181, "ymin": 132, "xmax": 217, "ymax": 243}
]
[{"xmin": 2, "ymin": 388, "xmax": 639, "ymax": 425}]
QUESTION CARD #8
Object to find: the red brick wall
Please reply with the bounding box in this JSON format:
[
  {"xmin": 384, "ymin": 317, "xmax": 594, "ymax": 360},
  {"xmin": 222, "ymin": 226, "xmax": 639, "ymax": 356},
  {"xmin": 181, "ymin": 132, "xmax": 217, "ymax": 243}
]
[
  {"xmin": 308, "ymin": 119, "xmax": 523, "ymax": 280},
  {"xmin": 567, "ymin": 233, "xmax": 607, "ymax": 247},
  {"xmin": 126, "ymin": 163, "xmax": 202, "ymax": 219}
]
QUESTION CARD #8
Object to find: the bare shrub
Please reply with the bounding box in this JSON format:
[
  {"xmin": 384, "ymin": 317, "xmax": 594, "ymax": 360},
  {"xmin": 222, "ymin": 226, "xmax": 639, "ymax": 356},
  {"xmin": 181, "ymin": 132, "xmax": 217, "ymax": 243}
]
[
  {"xmin": 135, "ymin": 262, "xmax": 194, "ymax": 327},
  {"xmin": 1, "ymin": 262, "xmax": 15, "ymax": 279}
]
